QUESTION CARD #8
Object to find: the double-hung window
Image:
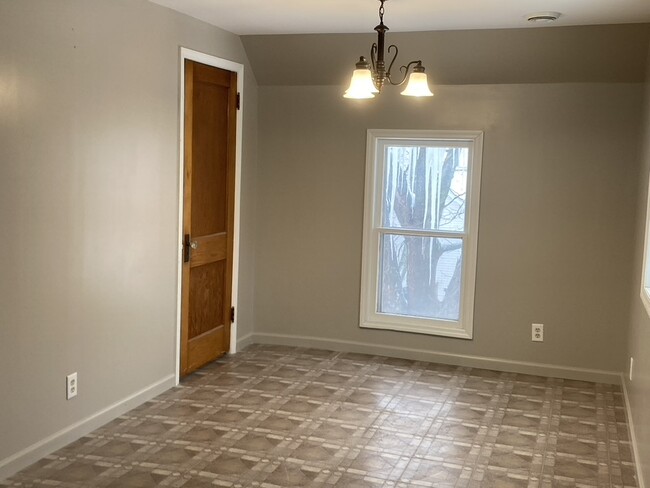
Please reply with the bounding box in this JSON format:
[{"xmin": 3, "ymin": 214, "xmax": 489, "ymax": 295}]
[{"xmin": 360, "ymin": 130, "xmax": 483, "ymax": 339}]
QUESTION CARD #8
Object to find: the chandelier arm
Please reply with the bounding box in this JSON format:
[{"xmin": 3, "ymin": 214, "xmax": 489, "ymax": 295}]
[
  {"xmin": 388, "ymin": 60, "xmax": 422, "ymax": 86},
  {"xmin": 370, "ymin": 43, "xmax": 378, "ymax": 73},
  {"xmin": 385, "ymin": 44, "xmax": 399, "ymax": 82}
]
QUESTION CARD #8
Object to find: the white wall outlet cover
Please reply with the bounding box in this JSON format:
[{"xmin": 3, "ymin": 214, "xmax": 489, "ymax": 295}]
[
  {"xmin": 66, "ymin": 372, "xmax": 78, "ymax": 400},
  {"xmin": 532, "ymin": 323, "xmax": 544, "ymax": 342}
]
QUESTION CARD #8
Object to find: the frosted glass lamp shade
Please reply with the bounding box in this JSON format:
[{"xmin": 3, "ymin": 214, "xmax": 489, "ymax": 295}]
[
  {"xmin": 344, "ymin": 69, "xmax": 378, "ymax": 99},
  {"xmin": 400, "ymin": 72, "xmax": 434, "ymax": 97}
]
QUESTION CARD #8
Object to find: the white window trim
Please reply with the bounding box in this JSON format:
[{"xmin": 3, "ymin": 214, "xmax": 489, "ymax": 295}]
[
  {"xmin": 640, "ymin": 176, "xmax": 650, "ymax": 317},
  {"xmin": 360, "ymin": 129, "xmax": 483, "ymax": 339}
]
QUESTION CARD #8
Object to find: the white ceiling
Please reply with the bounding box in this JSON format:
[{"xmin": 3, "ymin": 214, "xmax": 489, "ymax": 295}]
[{"xmin": 150, "ymin": 0, "xmax": 650, "ymax": 35}]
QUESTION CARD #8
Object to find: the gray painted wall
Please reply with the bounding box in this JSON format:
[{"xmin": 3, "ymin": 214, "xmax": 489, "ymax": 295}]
[
  {"xmin": 625, "ymin": 41, "xmax": 650, "ymax": 487},
  {"xmin": 255, "ymin": 82, "xmax": 643, "ymax": 373},
  {"xmin": 0, "ymin": 0, "xmax": 257, "ymax": 467}
]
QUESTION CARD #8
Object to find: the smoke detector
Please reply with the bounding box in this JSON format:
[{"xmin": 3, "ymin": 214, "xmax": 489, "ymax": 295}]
[{"xmin": 526, "ymin": 12, "xmax": 561, "ymax": 23}]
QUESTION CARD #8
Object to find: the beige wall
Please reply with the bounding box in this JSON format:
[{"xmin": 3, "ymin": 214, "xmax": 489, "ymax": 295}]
[
  {"xmin": 625, "ymin": 41, "xmax": 650, "ymax": 488},
  {"xmin": 255, "ymin": 82, "xmax": 643, "ymax": 374},
  {"xmin": 0, "ymin": 0, "xmax": 257, "ymax": 472}
]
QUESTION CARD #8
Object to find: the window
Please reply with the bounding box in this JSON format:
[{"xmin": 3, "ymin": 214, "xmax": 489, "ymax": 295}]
[
  {"xmin": 641, "ymin": 177, "xmax": 650, "ymax": 316},
  {"xmin": 360, "ymin": 130, "xmax": 483, "ymax": 338}
]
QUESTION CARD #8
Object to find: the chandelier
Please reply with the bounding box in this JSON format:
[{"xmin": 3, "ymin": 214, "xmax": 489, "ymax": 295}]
[{"xmin": 344, "ymin": 0, "xmax": 434, "ymax": 99}]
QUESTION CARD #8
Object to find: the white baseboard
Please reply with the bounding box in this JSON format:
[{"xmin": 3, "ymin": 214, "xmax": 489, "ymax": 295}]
[
  {"xmin": 250, "ymin": 333, "xmax": 622, "ymax": 385},
  {"xmin": 236, "ymin": 332, "xmax": 254, "ymax": 351},
  {"xmin": 0, "ymin": 374, "xmax": 176, "ymax": 481},
  {"xmin": 622, "ymin": 375, "xmax": 646, "ymax": 488}
]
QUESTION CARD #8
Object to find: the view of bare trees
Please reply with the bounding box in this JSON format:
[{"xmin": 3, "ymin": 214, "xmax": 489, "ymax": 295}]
[{"xmin": 379, "ymin": 145, "xmax": 468, "ymax": 321}]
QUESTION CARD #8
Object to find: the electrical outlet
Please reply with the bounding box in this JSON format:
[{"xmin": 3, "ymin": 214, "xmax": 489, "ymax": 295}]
[
  {"xmin": 630, "ymin": 357, "xmax": 634, "ymax": 382},
  {"xmin": 532, "ymin": 323, "xmax": 544, "ymax": 342},
  {"xmin": 66, "ymin": 372, "xmax": 78, "ymax": 400}
]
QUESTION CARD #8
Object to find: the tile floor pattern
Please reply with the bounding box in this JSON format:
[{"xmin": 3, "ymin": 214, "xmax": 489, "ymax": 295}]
[{"xmin": 1, "ymin": 345, "xmax": 638, "ymax": 488}]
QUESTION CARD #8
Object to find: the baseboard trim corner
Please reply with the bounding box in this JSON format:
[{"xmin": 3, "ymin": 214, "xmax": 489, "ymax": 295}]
[
  {"xmin": 621, "ymin": 375, "xmax": 646, "ymax": 488},
  {"xmin": 0, "ymin": 374, "xmax": 176, "ymax": 481},
  {"xmin": 250, "ymin": 332, "xmax": 621, "ymax": 385},
  {"xmin": 236, "ymin": 332, "xmax": 254, "ymax": 351}
]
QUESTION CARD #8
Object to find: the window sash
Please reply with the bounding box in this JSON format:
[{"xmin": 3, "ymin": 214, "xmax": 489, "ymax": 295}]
[
  {"xmin": 376, "ymin": 230, "xmax": 467, "ymax": 323},
  {"xmin": 377, "ymin": 140, "xmax": 472, "ymax": 235}
]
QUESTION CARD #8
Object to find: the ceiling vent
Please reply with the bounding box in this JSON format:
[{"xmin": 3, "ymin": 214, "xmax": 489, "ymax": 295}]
[{"xmin": 526, "ymin": 12, "xmax": 561, "ymax": 23}]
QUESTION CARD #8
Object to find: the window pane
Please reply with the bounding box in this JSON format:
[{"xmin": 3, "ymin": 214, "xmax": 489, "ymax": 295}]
[
  {"xmin": 382, "ymin": 146, "xmax": 468, "ymax": 232},
  {"xmin": 378, "ymin": 234, "xmax": 463, "ymax": 321}
]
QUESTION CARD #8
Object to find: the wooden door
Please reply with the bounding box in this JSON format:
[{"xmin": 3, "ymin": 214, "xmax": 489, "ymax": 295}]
[{"xmin": 181, "ymin": 59, "xmax": 237, "ymax": 377}]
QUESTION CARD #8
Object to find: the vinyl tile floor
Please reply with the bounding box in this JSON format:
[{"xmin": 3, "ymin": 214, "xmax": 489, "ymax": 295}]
[{"xmin": 1, "ymin": 345, "xmax": 638, "ymax": 487}]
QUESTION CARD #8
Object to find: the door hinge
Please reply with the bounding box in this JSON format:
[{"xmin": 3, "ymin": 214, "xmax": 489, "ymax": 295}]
[
  {"xmin": 230, "ymin": 306, "xmax": 235, "ymax": 323},
  {"xmin": 236, "ymin": 92, "xmax": 241, "ymax": 110},
  {"xmin": 183, "ymin": 234, "xmax": 191, "ymax": 263}
]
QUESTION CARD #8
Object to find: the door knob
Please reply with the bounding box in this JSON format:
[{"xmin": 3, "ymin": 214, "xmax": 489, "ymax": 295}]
[{"xmin": 190, "ymin": 241, "xmax": 198, "ymax": 249}]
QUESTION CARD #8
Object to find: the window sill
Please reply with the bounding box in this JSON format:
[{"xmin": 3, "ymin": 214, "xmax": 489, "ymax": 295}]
[{"xmin": 360, "ymin": 317, "xmax": 473, "ymax": 339}]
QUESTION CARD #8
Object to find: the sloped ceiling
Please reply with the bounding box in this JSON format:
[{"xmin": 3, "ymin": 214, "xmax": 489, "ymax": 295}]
[{"xmin": 241, "ymin": 24, "xmax": 650, "ymax": 86}]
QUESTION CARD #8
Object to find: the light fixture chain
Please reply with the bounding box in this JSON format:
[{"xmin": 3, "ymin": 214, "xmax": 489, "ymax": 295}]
[{"xmin": 379, "ymin": 0, "xmax": 385, "ymax": 23}]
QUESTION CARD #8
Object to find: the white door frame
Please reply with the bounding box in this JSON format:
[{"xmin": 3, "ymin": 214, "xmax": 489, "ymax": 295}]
[{"xmin": 175, "ymin": 47, "xmax": 244, "ymax": 385}]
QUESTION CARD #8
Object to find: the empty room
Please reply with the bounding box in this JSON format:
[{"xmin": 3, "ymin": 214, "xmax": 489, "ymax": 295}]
[{"xmin": 1, "ymin": 0, "xmax": 649, "ymax": 486}]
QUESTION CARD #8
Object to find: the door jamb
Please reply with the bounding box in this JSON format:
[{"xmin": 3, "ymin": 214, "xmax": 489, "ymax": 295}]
[{"xmin": 175, "ymin": 48, "xmax": 244, "ymax": 385}]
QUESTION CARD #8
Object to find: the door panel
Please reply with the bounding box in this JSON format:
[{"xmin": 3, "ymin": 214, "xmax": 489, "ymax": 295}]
[
  {"xmin": 189, "ymin": 261, "xmax": 225, "ymax": 338},
  {"xmin": 189, "ymin": 233, "xmax": 227, "ymax": 267},
  {"xmin": 191, "ymin": 80, "xmax": 228, "ymax": 236},
  {"xmin": 181, "ymin": 59, "xmax": 237, "ymax": 377}
]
